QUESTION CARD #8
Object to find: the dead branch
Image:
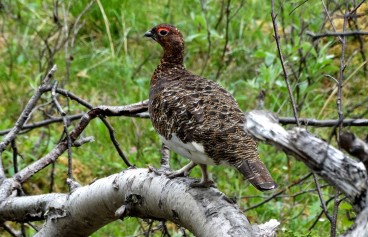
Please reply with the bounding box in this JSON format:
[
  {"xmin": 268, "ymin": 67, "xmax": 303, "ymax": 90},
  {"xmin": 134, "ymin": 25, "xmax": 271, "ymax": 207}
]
[
  {"xmin": 307, "ymin": 31, "xmax": 368, "ymax": 40},
  {"xmin": 278, "ymin": 117, "xmax": 368, "ymax": 127},
  {"xmin": 0, "ymin": 114, "xmax": 84, "ymax": 136},
  {"xmin": 339, "ymin": 132, "xmax": 368, "ymax": 170},
  {"xmin": 0, "ymin": 65, "xmax": 57, "ymax": 154},
  {"xmin": 4, "ymin": 102, "xmax": 368, "ymax": 137},
  {"xmin": 13, "ymin": 103, "xmax": 149, "ymax": 185},
  {"xmin": 244, "ymin": 110, "xmax": 367, "ymax": 211},
  {"xmin": 271, "ymin": 0, "xmax": 300, "ymax": 127}
]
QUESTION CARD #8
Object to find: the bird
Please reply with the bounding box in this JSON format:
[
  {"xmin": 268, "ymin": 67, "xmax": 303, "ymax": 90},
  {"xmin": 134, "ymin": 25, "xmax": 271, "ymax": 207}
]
[{"xmin": 144, "ymin": 23, "xmax": 276, "ymax": 191}]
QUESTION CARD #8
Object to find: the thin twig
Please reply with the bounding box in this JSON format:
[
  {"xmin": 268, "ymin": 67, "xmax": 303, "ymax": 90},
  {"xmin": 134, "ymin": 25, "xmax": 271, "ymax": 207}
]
[
  {"xmin": 243, "ymin": 173, "xmax": 312, "ymax": 211},
  {"xmin": 52, "ymin": 81, "xmax": 74, "ymax": 182},
  {"xmin": 313, "ymin": 173, "xmax": 333, "ymax": 222},
  {"xmin": 229, "ymin": 0, "xmax": 245, "ymax": 20},
  {"xmin": 278, "ymin": 117, "xmax": 368, "ymax": 127},
  {"xmin": 308, "ymin": 196, "xmax": 336, "ymax": 231},
  {"xmin": 161, "ymin": 221, "xmax": 171, "ymax": 237},
  {"xmin": 0, "ymin": 113, "xmax": 84, "ymax": 136},
  {"xmin": 330, "ymin": 190, "xmax": 341, "ymax": 237},
  {"xmin": 11, "ymin": 140, "xmax": 18, "ymax": 173},
  {"xmin": 0, "ymin": 65, "xmax": 57, "ymax": 153},
  {"xmin": 14, "ymin": 103, "xmax": 149, "ymax": 183},
  {"xmin": 145, "ymin": 219, "xmax": 154, "ymax": 237},
  {"xmin": 52, "ymin": 81, "xmax": 66, "ymax": 116},
  {"xmin": 289, "ymin": 0, "xmax": 309, "ymax": 15},
  {"xmin": 62, "ymin": 2, "xmax": 70, "ymax": 85},
  {"xmin": 321, "ymin": 0, "xmax": 343, "ymax": 43},
  {"xmin": 215, "ymin": 0, "xmax": 231, "ymax": 79},
  {"xmin": 1, "ymin": 85, "xmax": 141, "ymax": 166},
  {"xmin": 336, "ymin": 2, "xmax": 348, "ymax": 139},
  {"xmin": 307, "ymin": 30, "xmax": 368, "ymax": 40},
  {"xmin": 199, "ymin": 0, "xmax": 212, "ymax": 75},
  {"xmin": 1, "ymin": 222, "xmax": 20, "ymax": 237},
  {"xmin": 271, "ymin": 0, "xmax": 300, "ymax": 127},
  {"xmin": 350, "ymin": 0, "xmax": 366, "ymax": 15}
]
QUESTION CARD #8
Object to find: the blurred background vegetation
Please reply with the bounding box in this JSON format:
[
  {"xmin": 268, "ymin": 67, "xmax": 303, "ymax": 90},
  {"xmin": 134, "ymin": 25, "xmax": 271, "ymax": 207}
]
[{"xmin": 0, "ymin": 0, "xmax": 367, "ymax": 236}]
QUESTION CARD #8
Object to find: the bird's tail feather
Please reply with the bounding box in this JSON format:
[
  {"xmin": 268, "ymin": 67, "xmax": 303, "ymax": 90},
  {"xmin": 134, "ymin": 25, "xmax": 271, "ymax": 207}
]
[{"xmin": 237, "ymin": 159, "xmax": 277, "ymax": 191}]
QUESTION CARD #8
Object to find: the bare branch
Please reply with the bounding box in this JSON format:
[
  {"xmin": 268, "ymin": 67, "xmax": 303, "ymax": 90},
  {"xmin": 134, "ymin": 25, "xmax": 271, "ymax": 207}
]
[
  {"xmin": 244, "ymin": 110, "xmax": 367, "ymax": 211},
  {"xmin": 321, "ymin": 0, "xmax": 343, "ymax": 43},
  {"xmin": 215, "ymin": 0, "xmax": 231, "ymax": 79},
  {"xmin": 307, "ymin": 30, "xmax": 368, "ymax": 40},
  {"xmin": 278, "ymin": 117, "xmax": 368, "ymax": 127},
  {"xmin": 0, "ymin": 114, "xmax": 84, "ymax": 136},
  {"xmin": 336, "ymin": 2, "xmax": 348, "ymax": 138},
  {"xmin": 313, "ymin": 172, "xmax": 333, "ymax": 222},
  {"xmin": 244, "ymin": 173, "xmax": 313, "ymax": 211},
  {"xmin": 271, "ymin": 1, "xmax": 300, "ymax": 127},
  {"xmin": 199, "ymin": 0, "xmax": 212, "ymax": 75},
  {"xmin": 0, "ymin": 66, "xmax": 56, "ymax": 154},
  {"xmin": 4, "ymin": 101, "xmax": 368, "ymax": 138},
  {"xmin": 14, "ymin": 103, "xmax": 145, "ymax": 183},
  {"xmin": 0, "ymin": 169, "xmax": 280, "ymax": 236}
]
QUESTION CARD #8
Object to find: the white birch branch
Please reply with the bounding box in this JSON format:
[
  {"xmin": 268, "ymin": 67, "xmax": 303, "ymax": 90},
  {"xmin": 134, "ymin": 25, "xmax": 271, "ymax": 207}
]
[
  {"xmin": 0, "ymin": 168, "xmax": 279, "ymax": 237},
  {"xmin": 244, "ymin": 110, "xmax": 367, "ymax": 211}
]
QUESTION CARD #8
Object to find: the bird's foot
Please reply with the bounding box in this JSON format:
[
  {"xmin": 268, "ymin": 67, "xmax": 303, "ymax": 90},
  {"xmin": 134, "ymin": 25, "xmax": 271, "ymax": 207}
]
[
  {"xmin": 165, "ymin": 169, "xmax": 190, "ymax": 179},
  {"xmin": 190, "ymin": 179, "xmax": 216, "ymax": 188},
  {"xmin": 147, "ymin": 165, "xmax": 169, "ymax": 175},
  {"xmin": 164, "ymin": 161, "xmax": 197, "ymax": 179}
]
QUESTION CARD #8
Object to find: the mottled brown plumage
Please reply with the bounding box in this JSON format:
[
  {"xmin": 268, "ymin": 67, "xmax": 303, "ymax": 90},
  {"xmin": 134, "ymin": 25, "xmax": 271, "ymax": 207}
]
[{"xmin": 144, "ymin": 24, "xmax": 276, "ymax": 190}]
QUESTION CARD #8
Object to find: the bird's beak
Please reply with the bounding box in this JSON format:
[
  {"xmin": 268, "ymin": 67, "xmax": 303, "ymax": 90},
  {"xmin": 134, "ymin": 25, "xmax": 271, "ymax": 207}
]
[{"xmin": 144, "ymin": 30, "xmax": 156, "ymax": 41}]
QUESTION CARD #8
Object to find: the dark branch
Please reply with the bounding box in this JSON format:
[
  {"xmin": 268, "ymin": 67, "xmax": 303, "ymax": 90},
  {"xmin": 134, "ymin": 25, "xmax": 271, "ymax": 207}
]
[
  {"xmin": 278, "ymin": 117, "xmax": 368, "ymax": 127},
  {"xmin": 0, "ymin": 65, "xmax": 57, "ymax": 153},
  {"xmin": 0, "ymin": 114, "xmax": 84, "ymax": 136},
  {"xmin": 3, "ymin": 101, "xmax": 368, "ymax": 139},
  {"xmin": 307, "ymin": 31, "xmax": 368, "ymax": 40},
  {"xmin": 271, "ymin": 0, "xmax": 300, "ymax": 127}
]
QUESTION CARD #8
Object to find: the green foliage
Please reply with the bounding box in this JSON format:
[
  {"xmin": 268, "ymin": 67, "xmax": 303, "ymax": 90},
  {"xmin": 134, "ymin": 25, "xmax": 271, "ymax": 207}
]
[{"xmin": 0, "ymin": 0, "xmax": 366, "ymax": 236}]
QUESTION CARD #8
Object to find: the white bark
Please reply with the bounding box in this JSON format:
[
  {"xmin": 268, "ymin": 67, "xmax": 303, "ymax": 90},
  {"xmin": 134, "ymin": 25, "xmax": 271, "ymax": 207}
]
[
  {"xmin": 340, "ymin": 206, "xmax": 368, "ymax": 237},
  {"xmin": 0, "ymin": 168, "xmax": 278, "ymax": 237},
  {"xmin": 244, "ymin": 110, "xmax": 367, "ymax": 211}
]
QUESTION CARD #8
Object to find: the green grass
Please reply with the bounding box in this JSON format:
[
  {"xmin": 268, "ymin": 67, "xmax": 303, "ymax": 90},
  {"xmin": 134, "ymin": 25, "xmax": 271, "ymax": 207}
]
[{"xmin": 0, "ymin": 0, "xmax": 366, "ymax": 236}]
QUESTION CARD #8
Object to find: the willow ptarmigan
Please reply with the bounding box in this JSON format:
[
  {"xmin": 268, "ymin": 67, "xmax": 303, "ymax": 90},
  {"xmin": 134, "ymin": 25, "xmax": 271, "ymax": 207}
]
[{"xmin": 144, "ymin": 23, "xmax": 276, "ymax": 191}]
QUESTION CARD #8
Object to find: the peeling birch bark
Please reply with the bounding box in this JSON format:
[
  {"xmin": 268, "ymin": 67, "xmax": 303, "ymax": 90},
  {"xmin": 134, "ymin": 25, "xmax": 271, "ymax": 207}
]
[
  {"xmin": 0, "ymin": 168, "xmax": 278, "ymax": 237},
  {"xmin": 244, "ymin": 110, "xmax": 367, "ymax": 211}
]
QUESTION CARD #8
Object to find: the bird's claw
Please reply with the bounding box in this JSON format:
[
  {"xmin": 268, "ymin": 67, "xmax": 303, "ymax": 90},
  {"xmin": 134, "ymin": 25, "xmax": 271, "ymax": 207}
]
[{"xmin": 165, "ymin": 169, "xmax": 189, "ymax": 179}]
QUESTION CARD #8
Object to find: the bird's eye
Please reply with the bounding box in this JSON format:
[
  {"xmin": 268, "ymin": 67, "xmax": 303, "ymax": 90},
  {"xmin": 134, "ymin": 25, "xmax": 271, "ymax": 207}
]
[{"xmin": 158, "ymin": 29, "xmax": 168, "ymax": 36}]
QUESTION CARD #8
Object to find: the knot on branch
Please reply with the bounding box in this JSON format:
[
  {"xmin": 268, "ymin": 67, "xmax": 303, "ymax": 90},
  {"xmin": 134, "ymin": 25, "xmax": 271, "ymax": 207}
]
[
  {"xmin": 115, "ymin": 194, "xmax": 144, "ymax": 220},
  {"xmin": 44, "ymin": 207, "xmax": 67, "ymax": 222}
]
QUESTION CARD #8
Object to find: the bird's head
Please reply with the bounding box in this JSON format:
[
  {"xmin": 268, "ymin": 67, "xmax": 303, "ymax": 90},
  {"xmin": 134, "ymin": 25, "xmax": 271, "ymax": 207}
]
[
  {"xmin": 144, "ymin": 24, "xmax": 183, "ymax": 47},
  {"xmin": 144, "ymin": 24, "xmax": 184, "ymax": 64}
]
